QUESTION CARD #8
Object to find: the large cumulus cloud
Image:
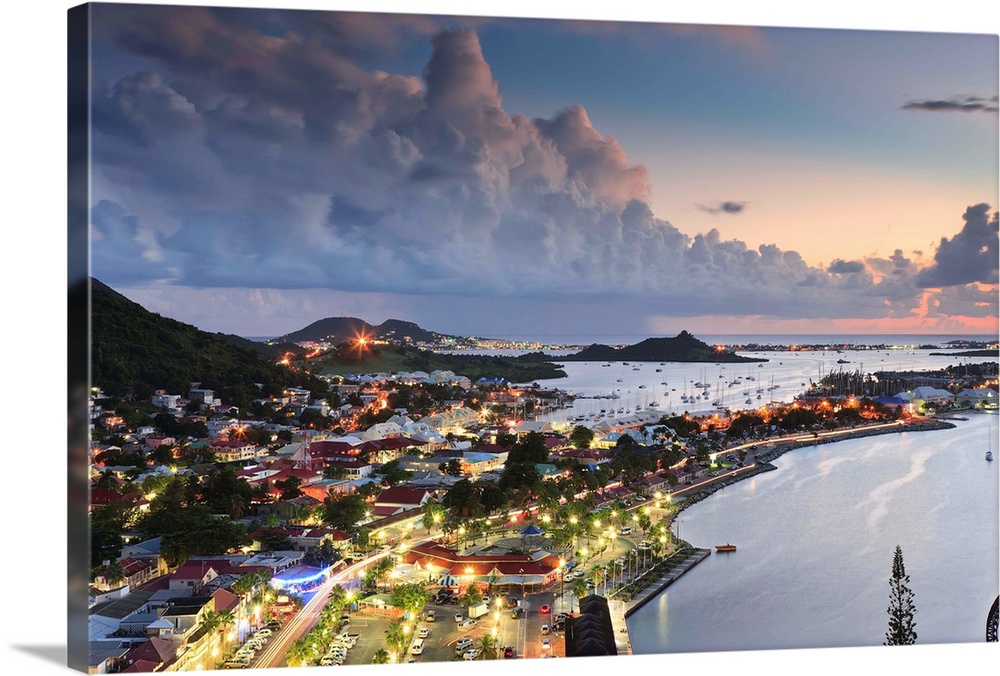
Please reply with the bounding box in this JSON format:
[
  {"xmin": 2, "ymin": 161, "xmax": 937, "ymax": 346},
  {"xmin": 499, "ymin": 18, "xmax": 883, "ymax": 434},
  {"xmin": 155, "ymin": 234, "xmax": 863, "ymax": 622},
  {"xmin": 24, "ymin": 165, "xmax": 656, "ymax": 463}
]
[
  {"xmin": 88, "ymin": 7, "xmax": 996, "ymax": 326},
  {"xmin": 915, "ymin": 204, "xmax": 999, "ymax": 288}
]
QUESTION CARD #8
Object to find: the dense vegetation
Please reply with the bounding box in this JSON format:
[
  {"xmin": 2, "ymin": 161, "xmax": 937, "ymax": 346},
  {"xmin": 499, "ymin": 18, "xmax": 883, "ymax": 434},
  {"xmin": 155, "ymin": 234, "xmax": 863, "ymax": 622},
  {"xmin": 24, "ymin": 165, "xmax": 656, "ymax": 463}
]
[
  {"xmin": 90, "ymin": 278, "xmax": 328, "ymax": 407},
  {"xmin": 302, "ymin": 342, "xmax": 567, "ymax": 382}
]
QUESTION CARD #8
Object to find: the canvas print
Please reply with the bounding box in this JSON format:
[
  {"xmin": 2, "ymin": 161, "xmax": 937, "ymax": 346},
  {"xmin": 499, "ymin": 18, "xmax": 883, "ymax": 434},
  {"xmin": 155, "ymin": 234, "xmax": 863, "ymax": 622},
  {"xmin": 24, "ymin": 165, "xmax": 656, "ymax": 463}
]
[{"xmin": 68, "ymin": 2, "xmax": 1000, "ymax": 673}]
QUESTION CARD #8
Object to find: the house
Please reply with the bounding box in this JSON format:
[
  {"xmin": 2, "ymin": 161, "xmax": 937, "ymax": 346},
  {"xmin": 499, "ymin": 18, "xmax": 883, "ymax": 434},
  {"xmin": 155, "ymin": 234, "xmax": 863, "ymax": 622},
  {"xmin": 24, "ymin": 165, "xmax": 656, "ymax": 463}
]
[
  {"xmin": 513, "ymin": 421, "xmax": 552, "ymax": 438},
  {"xmin": 168, "ymin": 562, "xmax": 219, "ymax": 595},
  {"xmin": 94, "ymin": 557, "xmax": 158, "ymax": 592},
  {"xmin": 144, "ymin": 435, "xmax": 176, "ymax": 450},
  {"xmin": 361, "ymin": 421, "xmax": 406, "ymax": 441},
  {"xmin": 120, "ymin": 538, "xmax": 169, "ymax": 578},
  {"xmin": 150, "ymin": 392, "xmax": 182, "ymax": 411},
  {"xmin": 955, "ymin": 388, "xmax": 998, "ymax": 409},
  {"xmin": 372, "ymin": 486, "xmax": 434, "ymax": 517},
  {"xmin": 119, "ymin": 636, "xmax": 177, "ymax": 672},
  {"xmin": 534, "ymin": 463, "xmax": 565, "ymax": 480},
  {"xmin": 208, "ymin": 439, "xmax": 259, "ymax": 462}
]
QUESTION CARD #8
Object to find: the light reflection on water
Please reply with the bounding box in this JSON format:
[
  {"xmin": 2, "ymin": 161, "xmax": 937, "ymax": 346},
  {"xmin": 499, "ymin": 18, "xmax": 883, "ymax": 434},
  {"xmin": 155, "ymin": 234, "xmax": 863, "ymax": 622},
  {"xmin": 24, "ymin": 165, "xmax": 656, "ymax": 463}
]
[{"xmin": 626, "ymin": 413, "xmax": 999, "ymax": 653}]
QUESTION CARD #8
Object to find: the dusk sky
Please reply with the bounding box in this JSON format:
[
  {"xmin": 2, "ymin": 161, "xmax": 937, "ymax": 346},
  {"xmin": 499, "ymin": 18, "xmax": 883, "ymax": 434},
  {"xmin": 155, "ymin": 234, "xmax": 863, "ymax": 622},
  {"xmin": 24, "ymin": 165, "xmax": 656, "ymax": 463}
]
[{"xmin": 86, "ymin": 1, "xmax": 999, "ymax": 341}]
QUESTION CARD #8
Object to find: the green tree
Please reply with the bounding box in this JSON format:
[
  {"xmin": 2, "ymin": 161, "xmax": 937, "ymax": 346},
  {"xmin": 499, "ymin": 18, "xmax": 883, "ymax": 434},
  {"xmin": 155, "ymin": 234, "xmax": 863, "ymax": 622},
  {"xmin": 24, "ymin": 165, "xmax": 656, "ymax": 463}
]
[
  {"xmin": 438, "ymin": 458, "xmax": 464, "ymax": 476},
  {"xmin": 380, "ymin": 460, "xmax": 413, "ymax": 486},
  {"xmin": 459, "ymin": 585, "xmax": 483, "ymax": 608},
  {"xmin": 275, "ymin": 475, "xmax": 304, "ymax": 500},
  {"xmin": 321, "ymin": 493, "xmax": 369, "ymax": 532},
  {"xmin": 383, "ymin": 620, "xmax": 408, "ymax": 661},
  {"xmin": 884, "ymin": 545, "xmax": 918, "ymax": 645},
  {"xmin": 371, "ymin": 649, "xmax": 391, "ymax": 664},
  {"xmin": 390, "ymin": 582, "xmax": 431, "ymax": 617},
  {"xmin": 421, "ymin": 500, "xmax": 446, "ymax": 534},
  {"xmin": 569, "ymin": 425, "xmax": 595, "ymax": 449},
  {"xmin": 476, "ymin": 633, "xmax": 499, "ymax": 660}
]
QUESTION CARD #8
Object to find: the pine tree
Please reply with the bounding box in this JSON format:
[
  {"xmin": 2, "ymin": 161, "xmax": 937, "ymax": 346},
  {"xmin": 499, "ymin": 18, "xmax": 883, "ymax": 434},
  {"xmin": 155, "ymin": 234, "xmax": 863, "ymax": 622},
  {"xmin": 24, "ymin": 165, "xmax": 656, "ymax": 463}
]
[{"xmin": 884, "ymin": 544, "xmax": 918, "ymax": 645}]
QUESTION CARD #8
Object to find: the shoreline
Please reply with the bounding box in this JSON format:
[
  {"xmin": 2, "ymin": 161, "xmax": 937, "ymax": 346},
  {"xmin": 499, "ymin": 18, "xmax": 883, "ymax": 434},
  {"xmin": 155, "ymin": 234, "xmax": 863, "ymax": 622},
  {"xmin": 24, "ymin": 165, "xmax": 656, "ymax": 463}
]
[
  {"xmin": 619, "ymin": 416, "xmax": 961, "ymax": 635},
  {"xmin": 672, "ymin": 417, "xmax": 958, "ymax": 516}
]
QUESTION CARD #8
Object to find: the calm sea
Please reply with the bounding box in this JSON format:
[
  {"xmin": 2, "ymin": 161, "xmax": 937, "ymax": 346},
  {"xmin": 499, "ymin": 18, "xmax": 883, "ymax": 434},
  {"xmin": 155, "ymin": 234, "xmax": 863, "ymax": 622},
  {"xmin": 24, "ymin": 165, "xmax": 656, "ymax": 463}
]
[{"xmin": 625, "ymin": 412, "xmax": 1000, "ymax": 652}]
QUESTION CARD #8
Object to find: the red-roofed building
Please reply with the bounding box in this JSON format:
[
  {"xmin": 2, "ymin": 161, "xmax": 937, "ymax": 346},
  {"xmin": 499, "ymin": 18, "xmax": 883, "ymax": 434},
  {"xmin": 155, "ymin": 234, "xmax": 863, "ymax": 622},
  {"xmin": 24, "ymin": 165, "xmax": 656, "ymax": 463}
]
[
  {"xmin": 373, "ymin": 486, "xmax": 433, "ymax": 517},
  {"xmin": 120, "ymin": 658, "xmax": 162, "ymax": 673},
  {"xmin": 94, "ymin": 557, "xmax": 157, "ymax": 592},
  {"xmin": 121, "ymin": 637, "xmax": 177, "ymax": 672},
  {"xmin": 89, "ymin": 489, "xmax": 151, "ymax": 515},
  {"xmin": 401, "ymin": 541, "xmax": 558, "ymax": 589},
  {"xmin": 309, "ymin": 439, "xmax": 364, "ymax": 462}
]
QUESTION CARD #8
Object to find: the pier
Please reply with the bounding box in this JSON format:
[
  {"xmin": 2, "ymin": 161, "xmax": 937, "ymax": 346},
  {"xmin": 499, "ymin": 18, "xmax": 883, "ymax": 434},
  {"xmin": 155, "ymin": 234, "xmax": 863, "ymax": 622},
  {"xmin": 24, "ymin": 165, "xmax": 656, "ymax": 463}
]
[
  {"xmin": 606, "ymin": 548, "xmax": 712, "ymax": 655},
  {"xmin": 622, "ymin": 548, "xmax": 712, "ymax": 619}
]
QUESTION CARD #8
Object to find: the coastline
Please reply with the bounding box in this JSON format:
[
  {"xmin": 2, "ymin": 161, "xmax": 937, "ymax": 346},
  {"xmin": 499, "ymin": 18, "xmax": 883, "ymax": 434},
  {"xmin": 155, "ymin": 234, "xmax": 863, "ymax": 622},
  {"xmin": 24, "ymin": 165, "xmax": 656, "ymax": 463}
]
[
  {"xmin": 672, "ymin": 417, "xmax": 958, "ymax": 516},
  {"xmin": 618, "ymin": 415, "xmax": 961, "ymax": 643}
]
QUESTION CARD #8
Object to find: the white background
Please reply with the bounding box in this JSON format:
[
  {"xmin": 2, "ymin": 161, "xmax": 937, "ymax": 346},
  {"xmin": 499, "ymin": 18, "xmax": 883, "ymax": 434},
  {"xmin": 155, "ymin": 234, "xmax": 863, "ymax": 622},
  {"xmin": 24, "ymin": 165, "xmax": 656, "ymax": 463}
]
[{"xmin": 2, "ymin": 1, "xmax": 997, "ymax": 675}]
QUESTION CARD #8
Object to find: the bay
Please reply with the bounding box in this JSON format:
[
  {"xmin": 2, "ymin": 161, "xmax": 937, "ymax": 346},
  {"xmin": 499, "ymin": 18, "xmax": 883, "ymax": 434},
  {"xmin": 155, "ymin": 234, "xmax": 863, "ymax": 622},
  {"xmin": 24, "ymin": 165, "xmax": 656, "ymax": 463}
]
[{"xmin": 626, "ymin": 412, "xmax": 1000, "ymax": 653}]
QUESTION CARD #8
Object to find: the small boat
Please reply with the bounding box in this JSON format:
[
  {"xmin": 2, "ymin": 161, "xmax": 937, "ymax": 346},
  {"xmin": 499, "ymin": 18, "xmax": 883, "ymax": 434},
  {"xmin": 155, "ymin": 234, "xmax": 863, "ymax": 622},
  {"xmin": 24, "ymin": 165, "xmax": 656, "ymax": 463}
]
[
  {"xmin": 988, "ymin": 450, "xmax": 994, "ymax": 462},
  {"xmin": 715, "ymin": 544, "xmax": 737, "ymax": 552}
]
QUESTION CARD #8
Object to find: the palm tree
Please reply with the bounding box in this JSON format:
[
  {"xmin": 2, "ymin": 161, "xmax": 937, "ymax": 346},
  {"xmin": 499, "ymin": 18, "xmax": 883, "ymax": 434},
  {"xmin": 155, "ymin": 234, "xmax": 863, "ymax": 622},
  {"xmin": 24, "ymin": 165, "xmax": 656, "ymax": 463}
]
[
  {"xmin": 102, "ymin": 560, "xmax": 126, "ymax": 589},
  {"xmin": 571, "ymin": 578, "xmax": 589, "ymax": 611},
  {"xmin": 476, "ymin": 633, "xmax": 499, "ymax": 660},
  {"xmin": 459, "ymin": 585, "xmax": 483, "ymax": 608},
  {"xmin": 286, "ymin": 638, "xmax": 310, "ymax": 667},
  {"xmin": 215, "ymin": 608, "xmax": 236, "ymax": 644},
  {"xmin": 371, "ymin": 649, "xmax": 391, "ymax": 664},
  {"xmin": 383, "ymin": 620, "xmax": 408, "ymax": 662},
  {"xmin": 590, "ymin": 564, "xmax": 605, "ymax": 594},
  {"xmin": 328, "ymin": 584, "xmax": 349, "ymax": 615}
]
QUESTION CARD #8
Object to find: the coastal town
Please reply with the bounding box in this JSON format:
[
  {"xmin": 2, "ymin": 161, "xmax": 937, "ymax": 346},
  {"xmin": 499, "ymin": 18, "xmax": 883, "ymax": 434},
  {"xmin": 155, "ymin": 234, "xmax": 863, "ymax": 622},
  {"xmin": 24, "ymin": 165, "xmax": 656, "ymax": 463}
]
[{"xmin": 86, "ymin": 328, "xmax": 999, "ymax": 672}]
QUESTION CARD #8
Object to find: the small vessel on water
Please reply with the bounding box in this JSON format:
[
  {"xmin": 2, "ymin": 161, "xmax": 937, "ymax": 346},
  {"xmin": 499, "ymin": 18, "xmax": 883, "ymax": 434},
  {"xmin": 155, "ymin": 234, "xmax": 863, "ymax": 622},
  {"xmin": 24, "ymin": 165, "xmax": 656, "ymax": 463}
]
[
  {"xmin": 988, "ymin": 450, "xmax": 994, "ymax": 462},
  {"xmin": 715, "ymin": 544, "xmax": 737, "ymax": 552}
]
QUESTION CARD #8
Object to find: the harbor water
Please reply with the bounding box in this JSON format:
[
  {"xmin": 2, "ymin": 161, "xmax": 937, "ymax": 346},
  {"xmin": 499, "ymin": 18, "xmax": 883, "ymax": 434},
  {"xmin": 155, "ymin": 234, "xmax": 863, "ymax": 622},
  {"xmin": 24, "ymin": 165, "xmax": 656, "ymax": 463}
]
[{"xmin": 626, "ymin": 412, "xmax": 1000, "ymax": 653}]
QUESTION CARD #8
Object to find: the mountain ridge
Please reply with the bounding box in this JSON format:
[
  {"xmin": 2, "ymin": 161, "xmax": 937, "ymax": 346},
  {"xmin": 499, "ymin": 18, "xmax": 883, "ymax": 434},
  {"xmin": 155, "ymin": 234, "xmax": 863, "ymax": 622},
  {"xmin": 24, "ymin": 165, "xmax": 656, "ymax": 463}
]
[{"xmin": 564, "ymin": 330, "xmax": 767, "ymax": 363}]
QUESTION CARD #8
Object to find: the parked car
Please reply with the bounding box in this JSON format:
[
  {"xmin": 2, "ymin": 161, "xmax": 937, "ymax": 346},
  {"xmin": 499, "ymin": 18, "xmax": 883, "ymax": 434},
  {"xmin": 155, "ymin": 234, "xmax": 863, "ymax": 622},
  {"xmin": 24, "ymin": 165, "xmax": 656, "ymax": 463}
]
[
  {"xmin": 458, "ymin": 618, "xmax": 476, "ymax": 630},
  {"xmin": 553, "ymin": 620, "xmax": 566, "ymax": 632},
  {"xmin": 425, "ymin": 610, "xmax": 436, "ymax": 622},
  {"xmin": 462, "ymin": 649, "xmax": 480, "ymax": 661},
  {"xmin": 418, "ymin": 627, "xmax": 430, "ymax": 638},
  {"xmin": 510, "ymin": 607, "xmax": 524, "ymax": 619},
  {"xmin": 455, "ymin": 638, "xmax": 474, "ymax": 653},
  {"xmin": 454, "ymin": 612, "xmax": 464, "ymax": 623},
  {"xmin": 503, "ymin": 646, "xmax": 515, "ymax": 659},
  {"xmin": 255, "ymin": 629, "xmax": 272, "ymax": 638}
]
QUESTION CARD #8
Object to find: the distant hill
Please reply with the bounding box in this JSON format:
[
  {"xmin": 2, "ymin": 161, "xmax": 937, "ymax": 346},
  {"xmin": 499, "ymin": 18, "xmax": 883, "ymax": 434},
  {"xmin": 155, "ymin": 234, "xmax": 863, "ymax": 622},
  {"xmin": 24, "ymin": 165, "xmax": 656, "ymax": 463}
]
[
  {"xmin": 279, "ymin": 316, "xmax": 454, "ymax": 344},
  {"xmin": 90, "ymin": 278, "xmax": 325, "ymax": 405},
  {"xmin": 564, "ymin": 331, "xmax": 767, "ymax": 363}
]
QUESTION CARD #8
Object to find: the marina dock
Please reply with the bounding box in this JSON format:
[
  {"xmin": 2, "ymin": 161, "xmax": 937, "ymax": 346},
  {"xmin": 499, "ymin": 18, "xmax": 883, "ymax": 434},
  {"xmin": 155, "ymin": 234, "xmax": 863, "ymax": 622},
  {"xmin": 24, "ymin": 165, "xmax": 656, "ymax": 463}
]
[{"xmin": 607, "ymin": 547, "xmax": 712, "ymax": 655}]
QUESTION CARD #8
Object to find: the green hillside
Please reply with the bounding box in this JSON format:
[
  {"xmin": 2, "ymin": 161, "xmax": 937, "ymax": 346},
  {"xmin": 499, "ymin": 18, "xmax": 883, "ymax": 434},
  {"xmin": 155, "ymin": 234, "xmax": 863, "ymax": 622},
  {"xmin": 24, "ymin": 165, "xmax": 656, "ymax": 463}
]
[{"xmin": 90, "ymin": 279, "xmax": 327, "ymax": 407}]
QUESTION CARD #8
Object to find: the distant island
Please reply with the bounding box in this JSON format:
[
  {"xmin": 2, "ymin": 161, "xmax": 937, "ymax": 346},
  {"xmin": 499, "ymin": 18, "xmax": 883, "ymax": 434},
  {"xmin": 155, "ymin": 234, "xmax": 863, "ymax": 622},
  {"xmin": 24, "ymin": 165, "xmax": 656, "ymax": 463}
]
[{"xmin": 563, "ymin": 331, "xmax": 768, "ymax": 363}]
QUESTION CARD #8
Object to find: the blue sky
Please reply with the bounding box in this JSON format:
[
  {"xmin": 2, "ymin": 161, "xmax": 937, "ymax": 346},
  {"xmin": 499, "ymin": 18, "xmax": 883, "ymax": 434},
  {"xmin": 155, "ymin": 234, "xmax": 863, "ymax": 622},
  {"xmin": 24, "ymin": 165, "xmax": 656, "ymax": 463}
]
[{"xmin": 83, "ymin": 1, "xmax": 999, "ymax": 339}]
